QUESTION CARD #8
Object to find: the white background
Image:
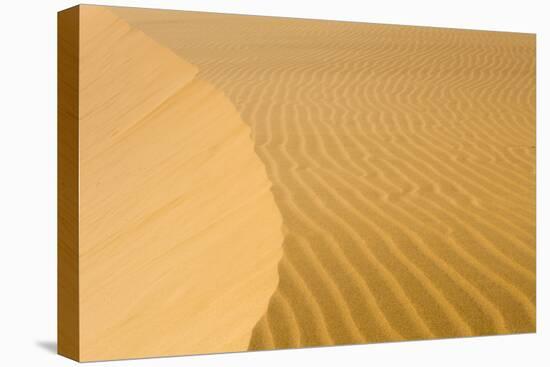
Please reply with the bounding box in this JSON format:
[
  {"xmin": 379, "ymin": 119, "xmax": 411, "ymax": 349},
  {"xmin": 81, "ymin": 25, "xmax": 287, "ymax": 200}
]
[{"xmin": 0, "ymin": 0, "xmax": 547, "ymax": 366}]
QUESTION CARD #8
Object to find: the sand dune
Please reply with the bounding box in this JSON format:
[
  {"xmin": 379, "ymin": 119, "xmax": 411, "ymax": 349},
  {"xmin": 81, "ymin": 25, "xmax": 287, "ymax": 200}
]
[
  {"xmin": 74, "ymin": 5, "xmax": 535, "ymax": 357},
  {"xmin": 76, "ymin": 7, "xmax": 283, "ymax": 361},
  {"xmin": 112, "ymin": 7, "xmax": 536, "ymax": 350}
]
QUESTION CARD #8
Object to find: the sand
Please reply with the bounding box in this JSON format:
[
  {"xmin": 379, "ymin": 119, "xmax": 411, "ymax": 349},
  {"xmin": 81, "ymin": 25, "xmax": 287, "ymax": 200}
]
[
  {"xmin": 78, "ymin": 5, "xmax": 535, "ymax": 359},
  {"xmin": 77, "ymin": 7, "xmax": 283, "ymax": 360}
]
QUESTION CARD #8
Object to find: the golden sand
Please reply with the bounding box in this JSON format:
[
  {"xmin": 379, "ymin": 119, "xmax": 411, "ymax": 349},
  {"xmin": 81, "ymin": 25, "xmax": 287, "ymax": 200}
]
[
  {"xmin": 77, "ymin": 7, "xmax": 283, "ymax": 360},
  {"xmin": 84, "ymin": 5, "xmax": 535, "ymax": 356}
]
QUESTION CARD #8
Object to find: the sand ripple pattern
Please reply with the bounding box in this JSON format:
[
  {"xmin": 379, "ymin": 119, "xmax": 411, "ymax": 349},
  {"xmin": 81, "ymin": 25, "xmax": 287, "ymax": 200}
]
[{"xmin": 115, "ymin": 9, "xmax": 536, "ymax": 348}]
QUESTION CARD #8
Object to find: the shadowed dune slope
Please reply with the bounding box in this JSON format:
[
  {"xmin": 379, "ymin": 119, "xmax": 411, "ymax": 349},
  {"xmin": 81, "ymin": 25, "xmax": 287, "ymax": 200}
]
[
  {"xmin": 78, "ymin": 7, "xmax": 283, "ymax": 361},
  {"xmin": 113, "ymin": 7, "xmax": 536, "ymax": 349}
]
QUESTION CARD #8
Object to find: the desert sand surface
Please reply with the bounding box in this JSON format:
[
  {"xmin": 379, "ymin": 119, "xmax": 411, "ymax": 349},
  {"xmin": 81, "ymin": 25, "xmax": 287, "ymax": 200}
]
[
  {"xmin": 75, "ymin": 7, "xmax": 283, "ymax": 361},
  {"xmin": 113, "ymin": 7, "xmax": 536, "ymax": 349},
  {"xmin": 68, "ymin": 5, "xmax": 535, "ymax": 360}
]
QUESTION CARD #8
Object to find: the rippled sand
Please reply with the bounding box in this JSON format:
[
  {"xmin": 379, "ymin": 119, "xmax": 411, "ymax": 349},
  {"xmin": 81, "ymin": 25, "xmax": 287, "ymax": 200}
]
[{"xmin": 84, "ymin": 5, "xmax": 535, "ymax": 358}]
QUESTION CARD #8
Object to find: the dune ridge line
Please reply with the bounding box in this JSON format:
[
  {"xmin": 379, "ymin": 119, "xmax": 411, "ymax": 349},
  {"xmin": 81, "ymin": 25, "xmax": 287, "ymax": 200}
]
[{"xmin": 76, "ymin": 6, "xmax": 284, "ymax": 361}]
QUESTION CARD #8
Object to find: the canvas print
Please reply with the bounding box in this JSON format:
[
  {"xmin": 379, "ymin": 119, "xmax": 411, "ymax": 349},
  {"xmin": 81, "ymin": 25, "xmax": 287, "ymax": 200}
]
[{"xmin": 58, "ymin": 5, "xmax": 536, "ymax": 362}]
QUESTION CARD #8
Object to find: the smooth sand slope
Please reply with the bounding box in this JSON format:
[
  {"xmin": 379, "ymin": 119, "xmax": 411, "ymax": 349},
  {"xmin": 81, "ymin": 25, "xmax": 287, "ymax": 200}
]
[
  {"xmin": 107, "ymin": 6, "xmax": 534, "ymax": 352},
  {"xmin": 76, "ymin": 7, "xmax": 283, "ymax": 360}
]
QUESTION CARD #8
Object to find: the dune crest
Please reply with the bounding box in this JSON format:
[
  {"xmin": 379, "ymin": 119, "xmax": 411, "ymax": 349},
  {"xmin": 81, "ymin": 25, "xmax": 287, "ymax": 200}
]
[{"xmin": 77, "ymin": 6, "xmax": 283, "ymax": 361}]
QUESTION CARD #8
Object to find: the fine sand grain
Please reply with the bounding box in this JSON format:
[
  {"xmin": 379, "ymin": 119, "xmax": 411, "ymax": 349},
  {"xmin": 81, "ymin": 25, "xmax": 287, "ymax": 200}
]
[{"xmin": 108, "ymin": 5, "xmax": 534, "ymax": 352}]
